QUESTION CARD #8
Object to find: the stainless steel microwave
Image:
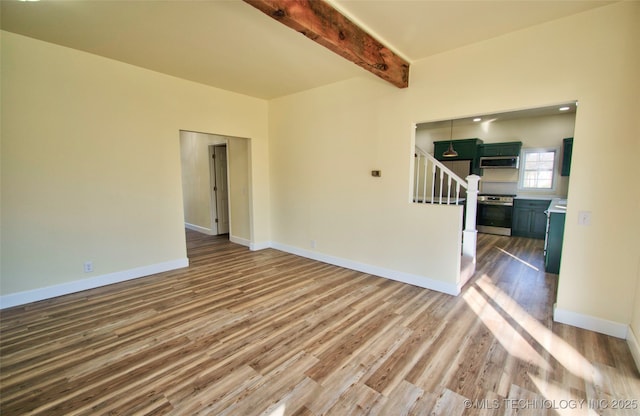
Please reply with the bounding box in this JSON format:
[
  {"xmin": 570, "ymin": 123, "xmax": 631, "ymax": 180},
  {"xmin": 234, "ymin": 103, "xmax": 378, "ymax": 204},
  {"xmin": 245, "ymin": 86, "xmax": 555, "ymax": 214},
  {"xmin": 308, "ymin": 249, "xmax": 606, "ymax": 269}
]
[{"xmin": 479, "ymin": 156, "xmax": 520, "ymax": 169}]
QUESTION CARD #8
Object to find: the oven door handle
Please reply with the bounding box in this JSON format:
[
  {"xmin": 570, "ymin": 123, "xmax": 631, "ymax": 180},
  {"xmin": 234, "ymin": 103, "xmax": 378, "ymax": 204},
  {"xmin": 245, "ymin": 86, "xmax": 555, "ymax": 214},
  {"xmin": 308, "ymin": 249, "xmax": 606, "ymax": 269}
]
[{"xmin": 478, "ymin": 202, "xmax": 513, "ymax": 206}]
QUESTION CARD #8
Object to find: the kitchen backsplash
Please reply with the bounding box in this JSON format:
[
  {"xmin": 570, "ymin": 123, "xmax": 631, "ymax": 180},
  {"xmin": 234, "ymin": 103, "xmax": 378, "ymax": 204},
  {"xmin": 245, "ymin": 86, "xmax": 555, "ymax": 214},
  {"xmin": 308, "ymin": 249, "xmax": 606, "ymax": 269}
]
[{"xmin": 481, "ymin": 181, "xmax": 518, "ymax": 195}]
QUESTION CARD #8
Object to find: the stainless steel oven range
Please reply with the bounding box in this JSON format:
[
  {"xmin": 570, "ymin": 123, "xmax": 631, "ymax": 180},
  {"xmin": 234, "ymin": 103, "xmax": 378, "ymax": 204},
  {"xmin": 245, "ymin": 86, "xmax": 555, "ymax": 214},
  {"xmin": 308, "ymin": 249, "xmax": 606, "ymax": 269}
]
[{"xmin": 477, "ymin": 194, "xmax": 515, "ymax": 236}]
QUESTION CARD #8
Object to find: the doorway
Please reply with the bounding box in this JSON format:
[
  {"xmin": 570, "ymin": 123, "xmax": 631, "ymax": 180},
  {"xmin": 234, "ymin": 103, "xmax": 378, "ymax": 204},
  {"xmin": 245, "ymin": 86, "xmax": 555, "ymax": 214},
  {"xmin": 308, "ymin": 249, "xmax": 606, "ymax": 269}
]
[{"xmin": 179, "ymin": 130, "xmax": 251, "ymax": 243}]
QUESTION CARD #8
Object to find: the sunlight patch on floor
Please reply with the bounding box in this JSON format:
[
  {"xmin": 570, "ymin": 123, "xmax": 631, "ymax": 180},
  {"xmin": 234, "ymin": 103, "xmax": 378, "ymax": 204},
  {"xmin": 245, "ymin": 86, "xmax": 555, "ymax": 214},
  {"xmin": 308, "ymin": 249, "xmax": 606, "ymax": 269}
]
[
  {"xmin": 495, "ymin": 246, "xmax": 539, "ymax": 271},
  {"xmin": 529, "ymin": 374, "xmax": 596, "ymax": 416},
  {"xmin": 462, "ymin": 270, "xmax": 609, "ymax": 414},
  {"xmin": 463, "ymin": 283, "xmax": 550, "ymax": 371},
  {"xmin": 475, "ymin": 275, "xmax": 601, "ymax": 386},
  {"xmin": 265, "ymin": 403, "xmax": 286, "ymax": 416}
]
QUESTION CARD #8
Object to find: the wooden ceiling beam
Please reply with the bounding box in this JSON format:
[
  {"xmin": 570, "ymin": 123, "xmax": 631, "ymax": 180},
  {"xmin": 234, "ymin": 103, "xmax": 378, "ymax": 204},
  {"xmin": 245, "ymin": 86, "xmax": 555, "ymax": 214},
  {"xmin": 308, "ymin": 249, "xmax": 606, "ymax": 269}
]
[{"xmin": 243, "ymin": 0, "xmax": 409, "ymax": 88}]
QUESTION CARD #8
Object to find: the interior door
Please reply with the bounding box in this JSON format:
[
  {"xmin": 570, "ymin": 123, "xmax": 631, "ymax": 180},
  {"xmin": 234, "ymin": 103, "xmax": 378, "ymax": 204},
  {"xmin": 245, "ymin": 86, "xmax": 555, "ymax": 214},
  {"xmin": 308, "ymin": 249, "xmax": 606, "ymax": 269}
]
[{"xmin": 213, "ymin": 144, "xmax": 230, "ymax": 234}]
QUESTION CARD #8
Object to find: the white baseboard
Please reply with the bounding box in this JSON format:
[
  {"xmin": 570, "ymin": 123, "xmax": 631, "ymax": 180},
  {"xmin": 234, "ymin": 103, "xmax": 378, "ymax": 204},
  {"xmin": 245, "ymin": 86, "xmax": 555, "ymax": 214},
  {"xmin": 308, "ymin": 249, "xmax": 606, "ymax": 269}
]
[
  {"xmin": 229, "ymin": 235, "xmax": 250, "ymax": 247},
  {"xmin": 627, "ymin": 327, "xmax": 640, "ymax": 372},
  {"xmin": 250, "ymin": 241, "xmax": 272, "ymax": 251},
  {"xmin": 185, "ymin": 222, "xmax": 215, "ymax": 235},
  {"xmin": 271, "ymin": 242, "xmax": 460, "ymax": 296},
  {"xmin": 553, "ymin": 305, "xmax": 628, "ymax": 339},
  {"xmin": 0, "ymin": 258, "xmax": 189, "ymax": 310}
]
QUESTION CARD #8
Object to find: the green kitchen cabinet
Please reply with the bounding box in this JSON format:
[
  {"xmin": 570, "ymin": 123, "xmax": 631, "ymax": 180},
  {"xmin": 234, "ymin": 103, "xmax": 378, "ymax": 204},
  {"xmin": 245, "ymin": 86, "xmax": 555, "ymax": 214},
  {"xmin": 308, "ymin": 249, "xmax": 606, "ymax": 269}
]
[
  {"xmin": 561, "ymin": 137, "xmax": 573, "ymax": 176},
  {"xmin": 545, "ymin": 212, "xmax": 566, "ymax": 273},
  {"xmin": 512, "ymin": 199, "xmax": 550, "ymax": 239},
  {"xmin": 479, "ymin": 141, "xmax": 522, "ymax": 157},
  {"xmin": 433, "ymin": 138, "xmax": 484, "ymax": 174}
]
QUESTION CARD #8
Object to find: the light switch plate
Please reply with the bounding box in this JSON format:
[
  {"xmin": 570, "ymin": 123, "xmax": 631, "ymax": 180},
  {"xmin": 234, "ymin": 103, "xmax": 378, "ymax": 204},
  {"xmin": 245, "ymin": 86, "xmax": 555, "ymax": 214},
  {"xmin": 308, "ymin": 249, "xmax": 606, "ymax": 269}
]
[{"xmin": 578, "ymin": 211, "xmax": 591, "ymax": 226}]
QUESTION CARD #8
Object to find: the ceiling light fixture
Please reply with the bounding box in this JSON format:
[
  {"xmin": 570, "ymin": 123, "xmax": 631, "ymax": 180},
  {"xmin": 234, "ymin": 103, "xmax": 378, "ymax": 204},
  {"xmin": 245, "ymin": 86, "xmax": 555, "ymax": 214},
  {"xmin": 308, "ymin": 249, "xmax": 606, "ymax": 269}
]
[
  {"xmin": 442, "ymin": 120, "xmax": 458, "ymax": 158},
  {"xmin": 559, "ymin": 106, "xmax": 570, "ymax": 111},
  {"xmin": 473, "ymin": 117, "xmax": 482, "ymax": 122}
]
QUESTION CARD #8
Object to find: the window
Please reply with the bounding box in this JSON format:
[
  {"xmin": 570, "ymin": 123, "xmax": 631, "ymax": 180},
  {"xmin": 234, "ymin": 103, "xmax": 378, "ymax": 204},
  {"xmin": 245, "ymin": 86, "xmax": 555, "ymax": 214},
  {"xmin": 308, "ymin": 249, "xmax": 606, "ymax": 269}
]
[{"xmin": 519, "ymin": 148, "xmax": 557, "ymax": 190}]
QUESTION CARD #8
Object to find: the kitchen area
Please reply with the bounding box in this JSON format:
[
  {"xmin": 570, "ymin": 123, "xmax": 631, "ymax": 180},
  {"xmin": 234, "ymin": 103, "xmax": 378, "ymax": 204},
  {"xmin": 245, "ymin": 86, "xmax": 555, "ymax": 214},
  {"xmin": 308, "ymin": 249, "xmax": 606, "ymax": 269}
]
[{"xmin": 415, "ymin": 103, "xmax": 576, "ymax": 274}]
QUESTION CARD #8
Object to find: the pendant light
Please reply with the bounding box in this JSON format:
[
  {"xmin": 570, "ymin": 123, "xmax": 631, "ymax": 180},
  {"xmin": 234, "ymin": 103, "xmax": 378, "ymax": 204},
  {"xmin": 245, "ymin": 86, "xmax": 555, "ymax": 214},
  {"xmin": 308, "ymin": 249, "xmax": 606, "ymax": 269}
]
[{"xmin": 442, "ymin": 119, "xmax": 458, "ymax": 158}]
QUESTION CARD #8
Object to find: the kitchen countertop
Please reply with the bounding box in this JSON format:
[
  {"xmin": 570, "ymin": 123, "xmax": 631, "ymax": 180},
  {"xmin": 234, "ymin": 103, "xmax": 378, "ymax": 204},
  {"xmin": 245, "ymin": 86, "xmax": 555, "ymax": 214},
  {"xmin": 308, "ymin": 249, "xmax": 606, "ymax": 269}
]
[
  {"xmin": 547, "ymin": 198, "xmax": 568, "ymax": 214},
  {"xmin": 515, "ymin": 195, "xmax": 563, "ymax": 200}
]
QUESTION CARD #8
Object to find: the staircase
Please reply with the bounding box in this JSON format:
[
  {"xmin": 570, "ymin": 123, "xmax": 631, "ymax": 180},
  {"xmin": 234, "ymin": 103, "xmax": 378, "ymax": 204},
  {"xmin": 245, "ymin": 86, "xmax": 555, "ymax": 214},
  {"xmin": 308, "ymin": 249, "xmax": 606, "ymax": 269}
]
[{"xmin": 414, "ymin": 147, "xmax": 480, "ymax": 288}]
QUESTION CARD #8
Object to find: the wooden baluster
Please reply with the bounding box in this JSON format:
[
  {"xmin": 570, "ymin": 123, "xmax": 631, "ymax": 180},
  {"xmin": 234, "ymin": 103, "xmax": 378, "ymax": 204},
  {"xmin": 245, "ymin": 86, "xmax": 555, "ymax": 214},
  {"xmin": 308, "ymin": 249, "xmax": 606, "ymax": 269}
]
[
  {"xmin": 422, "ymin": 156, "xmax": 428, "ymax": 203},
  {"xmin": 431, "ymin": 161, "xmax": 436, "ymax": 204},
  {"xmin": 414, "ymin": 154, "xmax": 421, "ymax": 203},
  {"xmin": 447, "ymin": 176, "xmax": 452, "ymax": 204},
  {"xmin": 438, "ymin": 166, "xmax": 444, "ymax": 204}
]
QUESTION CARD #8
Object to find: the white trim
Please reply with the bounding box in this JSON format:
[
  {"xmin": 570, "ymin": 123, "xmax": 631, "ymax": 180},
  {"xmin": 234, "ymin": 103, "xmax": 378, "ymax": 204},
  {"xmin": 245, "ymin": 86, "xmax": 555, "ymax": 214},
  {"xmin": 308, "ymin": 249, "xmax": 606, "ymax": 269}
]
[
  {"xmin": 627, "ymin": 327, "xmax": 640, "ymax": 372},
  {"xmin": 208, "ymin": 145, "xmax": 220, "ymax": 235},
  {"xmin": 271, "ymin": 242, "xmax": 460, "ymax": 296},
  {"xmin": 0, "ymin": 258, "xmax": 189, "ymax": 310},
  {"xmin": 185, "ymin": 222, "xmax": 216, "ymax": 235},
  {"xmin": 250, "ymin": 241, "xmax": 272, "ymax": 251},
  {"xmin": 553, "ymin": 305, "xmax": 628, "ymax": 339},
  {"xmin": 229, "ymin": 235, "xmax": 250, "ymax": 247}
]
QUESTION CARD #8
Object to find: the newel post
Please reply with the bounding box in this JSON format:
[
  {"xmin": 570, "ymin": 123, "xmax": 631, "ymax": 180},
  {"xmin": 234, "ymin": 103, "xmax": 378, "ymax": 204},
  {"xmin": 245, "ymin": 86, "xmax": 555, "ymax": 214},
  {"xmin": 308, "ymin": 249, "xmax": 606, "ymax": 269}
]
[{"xmin": 463, "ymin": 175, "xmax": 480, "ymax": 261}]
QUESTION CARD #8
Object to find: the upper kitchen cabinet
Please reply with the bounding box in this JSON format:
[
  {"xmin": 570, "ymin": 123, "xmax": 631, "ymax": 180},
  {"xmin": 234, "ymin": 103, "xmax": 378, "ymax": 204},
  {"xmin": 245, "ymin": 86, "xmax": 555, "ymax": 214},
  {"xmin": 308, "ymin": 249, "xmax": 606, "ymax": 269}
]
[
  {"xmin": 561, "ymin": 137, "xmax": 573, "ymax": 176},
  {"xmin": 479, "ymin": 141, "xmax": 522, "ymax": 157},
  {"xmin": 433, "ymin": 138, "xmax": 483, "ymax": 160},
  {"xmin": 433, "ymin": 138, "xmax": 483, "ymax": 174}
]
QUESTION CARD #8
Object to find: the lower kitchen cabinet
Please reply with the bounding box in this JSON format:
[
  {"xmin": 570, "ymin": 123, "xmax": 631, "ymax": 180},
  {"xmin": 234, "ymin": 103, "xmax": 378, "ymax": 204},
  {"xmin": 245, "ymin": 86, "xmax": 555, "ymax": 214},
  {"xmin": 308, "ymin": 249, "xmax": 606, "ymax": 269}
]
[
  {"xmin": 545, "ymin": 212, "xmax": 566, "ymax": 273},
  {"xmin": 512, "ymin": 199, "xmax": 550, "ymax": 239}
]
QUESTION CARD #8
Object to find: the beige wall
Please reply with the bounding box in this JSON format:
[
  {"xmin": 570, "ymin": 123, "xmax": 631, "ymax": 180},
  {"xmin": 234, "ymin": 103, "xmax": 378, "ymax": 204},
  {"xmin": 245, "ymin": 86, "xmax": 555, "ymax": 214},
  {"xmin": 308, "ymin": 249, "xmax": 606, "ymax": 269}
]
[
  {"xmin": 1, "ymin": 31, "xmax": 268, "ymax": 296},
  {"xmin": 269, "ymin": 1, "xmax": 639, "ymax": 329},
  {"xmin": 269, "ymin": 78, "xmax": 464, "ymax": 288},
  {"xmin": 227, "ymin": 138, "xmax": 251, "ymax": 243}
]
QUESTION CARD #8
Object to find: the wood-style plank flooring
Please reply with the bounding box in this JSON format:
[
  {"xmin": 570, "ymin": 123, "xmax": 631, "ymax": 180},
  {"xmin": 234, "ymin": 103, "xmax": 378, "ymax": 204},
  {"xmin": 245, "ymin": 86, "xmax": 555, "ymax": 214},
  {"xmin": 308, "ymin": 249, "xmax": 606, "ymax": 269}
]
[{"xmin": 1, "ymin": 231, "xmax": 639, "ymax": 415}]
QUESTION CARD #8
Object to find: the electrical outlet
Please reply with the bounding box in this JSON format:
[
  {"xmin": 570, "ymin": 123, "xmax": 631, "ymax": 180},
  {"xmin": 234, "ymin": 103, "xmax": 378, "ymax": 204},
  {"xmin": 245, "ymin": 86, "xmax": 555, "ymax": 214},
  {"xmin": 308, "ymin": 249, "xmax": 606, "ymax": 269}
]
[
  {"xmin": 310, "ymin": 240, "xmax": 317, "ymax": 249},
  {"xmin": 84, "ymin": 261, "xmax": 93, "ymax": 273}
]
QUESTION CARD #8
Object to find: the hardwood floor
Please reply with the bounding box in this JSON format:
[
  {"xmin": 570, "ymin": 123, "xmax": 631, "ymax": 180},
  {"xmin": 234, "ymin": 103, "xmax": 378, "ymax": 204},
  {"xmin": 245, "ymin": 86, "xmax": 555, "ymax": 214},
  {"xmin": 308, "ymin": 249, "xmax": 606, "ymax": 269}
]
[{"xmin": 1, "ymin": 231, "xmax": 638, "ymax": 415}]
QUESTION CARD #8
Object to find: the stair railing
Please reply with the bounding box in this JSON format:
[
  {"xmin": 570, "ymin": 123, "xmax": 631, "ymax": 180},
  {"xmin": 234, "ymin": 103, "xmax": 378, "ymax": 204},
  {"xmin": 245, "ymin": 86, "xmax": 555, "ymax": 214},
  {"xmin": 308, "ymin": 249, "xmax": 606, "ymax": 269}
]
[{"xmin": 414, "ymin": 147, "xmax": 480, "ymax": 262}]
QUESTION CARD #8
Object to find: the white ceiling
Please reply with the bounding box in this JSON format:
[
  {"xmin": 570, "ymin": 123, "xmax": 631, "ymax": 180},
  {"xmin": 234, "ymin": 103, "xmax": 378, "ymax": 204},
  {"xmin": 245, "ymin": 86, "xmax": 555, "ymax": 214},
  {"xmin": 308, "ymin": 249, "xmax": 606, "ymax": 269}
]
[
  {"xmin": 418, "ymin": 101, "xmax": 578, "ymax": 129},
  {"xmin": 1, "ymin": 0, "xmax": 614, "ymax": 99}
]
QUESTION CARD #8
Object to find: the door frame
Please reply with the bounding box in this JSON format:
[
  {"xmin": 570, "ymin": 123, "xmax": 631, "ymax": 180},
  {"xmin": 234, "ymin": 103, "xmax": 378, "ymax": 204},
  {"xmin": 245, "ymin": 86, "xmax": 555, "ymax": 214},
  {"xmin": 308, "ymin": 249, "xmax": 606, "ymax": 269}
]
[
  {"xmin": 209, "ymin": 143, "xmax": 230, "ymax": 235},
  {"xmin": 179, "ymin": 129, "xmax": 252, "ymax": 246}
]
